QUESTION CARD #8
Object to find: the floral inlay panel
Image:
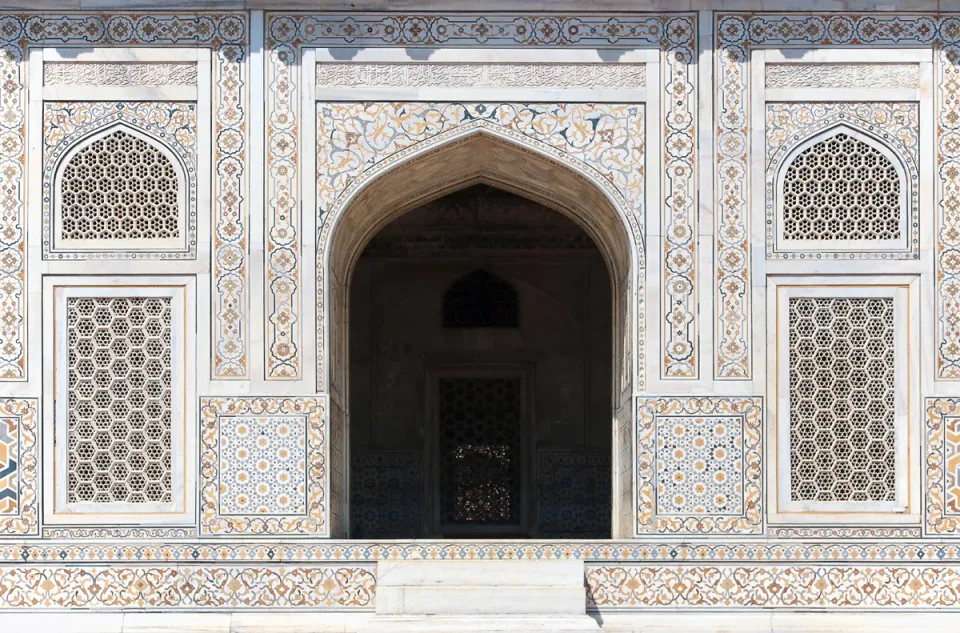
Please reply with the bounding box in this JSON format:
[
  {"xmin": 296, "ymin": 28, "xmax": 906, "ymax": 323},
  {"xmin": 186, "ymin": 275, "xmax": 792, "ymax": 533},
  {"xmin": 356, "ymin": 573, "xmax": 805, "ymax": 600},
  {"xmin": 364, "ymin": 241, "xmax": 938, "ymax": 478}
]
[
  {"xmin": 925, "ymin": 398, "xmax": 960, "ymax": 534},
  {"xmin": 0, "ymin": 565, "xmax": 375, "ymax": 609},
  {"xmin": 200, "ymin": 397, "xmax": 327, "ymax": 535},
  {"xmin": 765, "ymin": 102, "xmax": 919, "ymax": 260},
  {"xmin": 636, "ymin": 396, "xmax": 762, "ymax": 535},
  {"xmin": 0, "ymin": 398, "xmax": 38, "ymax": 535},
  {"xmin": 587, "ymin": 564, "xmax": 960, "ymax": 608}
]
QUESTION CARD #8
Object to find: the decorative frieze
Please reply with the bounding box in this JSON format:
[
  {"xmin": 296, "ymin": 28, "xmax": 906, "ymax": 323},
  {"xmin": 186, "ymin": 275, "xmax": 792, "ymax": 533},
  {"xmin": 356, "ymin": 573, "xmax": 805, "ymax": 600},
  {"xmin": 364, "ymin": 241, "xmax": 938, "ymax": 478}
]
[
  {"xmin": 43, "ymin": 62, "xmax": 198, "ymax": 87},
  {"xmin": 0, "ymin": 565, "xmax": 376, "ymax": 609},
  {"xmin": 316, "ymin": 62, "xmax": 645, "ymax": 89},
  {"xmin": 764, "ymin": 63, "xmax": 920, "ymax": 89}
]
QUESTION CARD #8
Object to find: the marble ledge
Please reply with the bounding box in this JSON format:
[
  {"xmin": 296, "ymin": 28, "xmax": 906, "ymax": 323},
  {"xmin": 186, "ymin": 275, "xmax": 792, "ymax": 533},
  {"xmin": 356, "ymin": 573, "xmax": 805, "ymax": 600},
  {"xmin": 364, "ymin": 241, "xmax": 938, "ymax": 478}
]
[
  {"xmin": 4, "ymin": 613, "xmax": 960, "ymax": 633},
  {"xmin": 11, "ymin": 0, "xmax": 960, "ymax": 12}
]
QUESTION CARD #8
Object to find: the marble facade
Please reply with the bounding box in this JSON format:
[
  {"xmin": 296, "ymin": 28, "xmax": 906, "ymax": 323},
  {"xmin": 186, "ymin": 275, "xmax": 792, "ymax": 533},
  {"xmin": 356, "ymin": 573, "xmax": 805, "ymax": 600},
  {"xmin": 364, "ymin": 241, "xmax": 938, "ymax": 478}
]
[{"xmin": 1, "ymin": 2, "xmax": 959, "ymax": 631}]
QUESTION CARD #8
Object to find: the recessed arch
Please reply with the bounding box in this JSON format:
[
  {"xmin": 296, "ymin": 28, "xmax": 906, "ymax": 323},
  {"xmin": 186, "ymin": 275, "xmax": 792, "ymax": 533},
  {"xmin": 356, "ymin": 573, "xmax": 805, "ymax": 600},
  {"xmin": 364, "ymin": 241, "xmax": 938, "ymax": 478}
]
[
  {"xmin": 318, "ymin": 128, "xmax": 641, "ymax": 537},
  {"xmin": 50, "ymin": 121, "xmax": 191, "ymax": 255}
]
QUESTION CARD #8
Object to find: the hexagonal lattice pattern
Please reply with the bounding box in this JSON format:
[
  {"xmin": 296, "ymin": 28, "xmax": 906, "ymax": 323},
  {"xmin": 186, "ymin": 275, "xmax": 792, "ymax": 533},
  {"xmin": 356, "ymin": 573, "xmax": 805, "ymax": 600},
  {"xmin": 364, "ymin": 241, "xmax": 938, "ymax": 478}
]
[
  {"xmin": 788, "ymin": 297, "xmax": 896, "ymax": 502},
  {"xmin": 438, "ymin": 377, "xmax": 522, "ymax": 525},
  {"xmin": 60, "ymin": 129, "xmax": 180, "ymax": 242},
  {"xmin": 66, "ymin": 297, "xmax": 172, "ymax": 504},
  {"xmin": 782, "ymin": 133, "xmax": 901, "ymax": 242}
]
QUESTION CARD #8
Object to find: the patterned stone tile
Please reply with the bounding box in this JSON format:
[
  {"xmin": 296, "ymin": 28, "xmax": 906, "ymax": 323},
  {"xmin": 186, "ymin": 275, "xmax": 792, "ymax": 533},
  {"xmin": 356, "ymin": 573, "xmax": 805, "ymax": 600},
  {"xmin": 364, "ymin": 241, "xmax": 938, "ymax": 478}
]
[
  {"xmin": 637, "ymin": 397, "xmax": 762, "ymax": 535},
  {"xmin": 218, "ymin": 414, "xmax": 307, "ymax": 516},
  {"xmin": 350, "ymin": 451, "xmax": 422, "ymax": 538},
  {"xmin": 537, "ymin": 450, "xmax": 611, "ymax": 538},
  {"xmin": 655, "ymin": 415, "xmax": 743, "ymax": 516},
  {"xmin": 0, "ymin": 399, "xmax": 38, "ymax": 535},
  {"xmin": 200, "ymin": 397, "xmax": 327, "ymax": 535}
]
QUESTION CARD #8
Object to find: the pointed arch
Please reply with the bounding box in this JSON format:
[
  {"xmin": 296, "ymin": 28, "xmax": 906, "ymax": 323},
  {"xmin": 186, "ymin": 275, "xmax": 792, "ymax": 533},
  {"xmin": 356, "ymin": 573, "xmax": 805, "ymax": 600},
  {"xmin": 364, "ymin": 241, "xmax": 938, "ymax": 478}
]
[{"xmin": 317, "ymin": 127, "xmax": 640, "ymax": 538}]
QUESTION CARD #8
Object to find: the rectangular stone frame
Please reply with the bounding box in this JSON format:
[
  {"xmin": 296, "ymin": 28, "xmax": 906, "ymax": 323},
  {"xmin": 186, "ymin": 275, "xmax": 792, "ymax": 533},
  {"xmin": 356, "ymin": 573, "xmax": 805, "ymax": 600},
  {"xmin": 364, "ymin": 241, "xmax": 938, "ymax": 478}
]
[{"xmin": 0, "ymin": 14, "xmax": 248, "ymax": 384}]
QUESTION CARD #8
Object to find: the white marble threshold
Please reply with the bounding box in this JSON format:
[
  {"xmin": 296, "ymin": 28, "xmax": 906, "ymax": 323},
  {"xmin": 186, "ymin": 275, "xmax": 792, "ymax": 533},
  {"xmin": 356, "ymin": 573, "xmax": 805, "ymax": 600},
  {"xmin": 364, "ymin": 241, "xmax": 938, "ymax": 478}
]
[{"xmin": 3, "ymin": 612, "xmax": 959, "ymax": 633}]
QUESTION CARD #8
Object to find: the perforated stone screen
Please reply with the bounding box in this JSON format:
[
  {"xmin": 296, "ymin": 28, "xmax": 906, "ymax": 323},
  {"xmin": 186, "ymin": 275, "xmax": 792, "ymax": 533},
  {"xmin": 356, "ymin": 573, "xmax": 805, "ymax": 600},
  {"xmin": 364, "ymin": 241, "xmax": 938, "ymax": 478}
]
[
  {"xmin": 782, "ymin": 133, "xmax": 901, "ymax": 242},
  {"xmin": 66, "ymin": 297, "xmax": 173, "ymax": 504},
  {"xmin": 438, "ymin": 377, "xmax": 522, "ymax": 526},
  {"xmin": 788, "ymin": 297, "xmax": 897, "ymax": 503},
  {"xmin": 59, "ymin": 129, "xmax": 180, "ymax": 242}
]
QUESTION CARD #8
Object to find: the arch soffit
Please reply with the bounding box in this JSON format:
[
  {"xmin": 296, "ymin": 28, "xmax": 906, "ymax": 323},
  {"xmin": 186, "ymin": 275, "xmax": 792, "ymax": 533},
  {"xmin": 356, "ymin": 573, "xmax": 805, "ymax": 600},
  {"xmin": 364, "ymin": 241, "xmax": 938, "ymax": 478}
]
[{"xmin": 324, "ymin": 127, "xmax": 638, "ymax": 288}]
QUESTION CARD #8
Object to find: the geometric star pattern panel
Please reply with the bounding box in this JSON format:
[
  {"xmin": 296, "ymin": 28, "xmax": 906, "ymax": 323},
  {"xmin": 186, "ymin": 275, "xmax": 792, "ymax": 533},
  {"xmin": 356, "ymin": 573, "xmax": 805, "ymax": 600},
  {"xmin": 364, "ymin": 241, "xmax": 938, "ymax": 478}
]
[
  {"xmin": 218, "ymin": 414, "xmax": 306, "ymax": 515},
  {"xmin": 66, "ymin": 296, "xmax": 173, "ymax": 505},
  {"xmin": 948, "ymin": 416, "xmax": 960, "ymax": 515},
  {"xmin": 636, "ymin": 397, "xmax": 763, "ymax": 535},
  {"xmin": 0, "ymin": 399, "xmax": 38, "ymax": 535},
  {"xmin": 655, "ymin": 415, "xmax": 743, "ymax": 516},
  {"xmin": 537, "ymin": 450, "xmax": 611, "ymax": 538},
  {"xmin": 350, "ymin": 451, "xmax": 422, "ymax": 539},
  {"xmin": 788, "ymin": 297, "xmax": 897, "ymax": 503},
  {"xmin": 200, "ymin": 397, "xmax": 328, "ymax": 536}
]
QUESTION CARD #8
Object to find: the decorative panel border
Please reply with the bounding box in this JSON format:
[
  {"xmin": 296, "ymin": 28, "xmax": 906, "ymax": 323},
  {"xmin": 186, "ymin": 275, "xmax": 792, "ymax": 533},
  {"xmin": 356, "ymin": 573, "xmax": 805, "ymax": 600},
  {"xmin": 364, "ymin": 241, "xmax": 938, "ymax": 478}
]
[
  {"xmin": 0, "ymin": 398, "xmax": 38, "ymax": 536},
  {"xmin": 0, "ymin": 14, "xmax": 248, "ymax": 381},
  {"xmin": 586, "ymin": 564, "xmax": 960, "ymax": 609},
  {"xmin": 715, "ymin": 13, "xmax": 957, "ymax": 379},
  {"xmin": 4, "ymin": 541, "xmax": 960, "ymax": 564},
  {"xmin": 265, "ymin": 12, "xmax": 698, "ymax": 384},
  {"xmin": 636, "ymin": 396, "xmax": 763, "ymax": 535},
  {"xmin": 0, "ymin": 564, "xmax": 375, "ymax": 609},
  {"xmin": 200, "ymin": 396, "xmax": 328, "ymax": 536},
  {"xmin": 924, "ymin": 398, "xmax": 960, "ymax": 534},
  {"xmin": 765, "ymin": 102, "xmax": 920, "ymax": 260}
]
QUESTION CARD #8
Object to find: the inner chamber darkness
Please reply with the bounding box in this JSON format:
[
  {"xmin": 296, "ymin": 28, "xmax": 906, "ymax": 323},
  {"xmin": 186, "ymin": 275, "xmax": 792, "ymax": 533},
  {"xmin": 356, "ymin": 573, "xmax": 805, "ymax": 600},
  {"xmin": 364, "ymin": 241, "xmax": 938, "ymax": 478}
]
[{"xmin": 348, "ymin": 185, "xmax": 613, "ymax": 539}]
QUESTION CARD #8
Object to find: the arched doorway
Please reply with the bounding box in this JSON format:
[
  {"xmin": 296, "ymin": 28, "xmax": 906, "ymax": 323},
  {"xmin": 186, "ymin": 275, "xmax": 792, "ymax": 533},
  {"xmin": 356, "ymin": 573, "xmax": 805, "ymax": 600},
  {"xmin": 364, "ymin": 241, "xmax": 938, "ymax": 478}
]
[
  {"xmin": 321, "ymin": 132, "xmax": 638, "ymax": 539},
  {"xmin": 348, "ymin": 185, "xmax": 612, "ymax": 538}
]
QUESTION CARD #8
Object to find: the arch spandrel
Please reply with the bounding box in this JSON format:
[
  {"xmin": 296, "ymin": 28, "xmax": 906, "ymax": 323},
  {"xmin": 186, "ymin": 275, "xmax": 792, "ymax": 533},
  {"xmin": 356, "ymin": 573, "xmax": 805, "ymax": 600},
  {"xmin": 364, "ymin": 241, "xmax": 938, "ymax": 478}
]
[{"xmin": 314, "ymin": 103, "xmax": 648, "ymax": 399}]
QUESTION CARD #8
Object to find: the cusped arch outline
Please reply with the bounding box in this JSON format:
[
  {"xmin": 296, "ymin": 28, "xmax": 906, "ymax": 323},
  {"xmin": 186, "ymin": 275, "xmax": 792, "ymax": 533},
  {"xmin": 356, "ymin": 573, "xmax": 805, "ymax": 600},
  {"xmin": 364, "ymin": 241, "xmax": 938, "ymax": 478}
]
[
  {"xmin": 44, "ymin": 113, "xmax": 197, "ymax": 260},
  {"xmin": 316, "ymin": 122, "xmax": 644, "ymax": 394},
  {"xmin": 315, "ymin": 123, "xmax": 645, "ymax": 538},
  {"xmin": 766, "ymin": 118, "xmax": 918, "ymax": 259}
]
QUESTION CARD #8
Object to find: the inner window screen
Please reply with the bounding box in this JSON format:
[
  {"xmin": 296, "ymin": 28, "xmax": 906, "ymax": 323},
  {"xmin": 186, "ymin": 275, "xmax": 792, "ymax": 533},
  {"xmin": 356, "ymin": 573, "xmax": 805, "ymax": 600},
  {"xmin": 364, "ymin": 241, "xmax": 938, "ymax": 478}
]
[
  {"xmin": 443, "ymin": 270, "xmax": 518, "ymax": 328},
  {"xmin": 787, "ymin": 297, "xmax": 897, "ymax": 503},
  {"xmin": 66, "ymin": 296, "xmax": 173, "ymax": 504},
  {"xmin": 59, "ymin": 129, "xmax": 180, "ymax": 243},
  {"xmin": 781, "ymin": 132, "xmax": 901, "ymax": 242},
  {"xmin": 438, "ymin": 377, "xmax": 522, "ymax": 526}
]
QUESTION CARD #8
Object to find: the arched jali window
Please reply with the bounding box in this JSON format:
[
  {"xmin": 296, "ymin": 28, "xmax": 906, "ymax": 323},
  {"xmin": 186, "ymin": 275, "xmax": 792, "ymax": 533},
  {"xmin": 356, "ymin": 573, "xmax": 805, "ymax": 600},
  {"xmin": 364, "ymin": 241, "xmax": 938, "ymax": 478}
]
[
  {"xmin": 442, "ymin": 270, "xmax": 519, "ymax": 328},
  {"xmin": 776, "ymin": 125, "xmax": 910, "ymax": 254},
  {"xmin": 54, "ymin": 124, "xmax": 188, "ymax": 254}
]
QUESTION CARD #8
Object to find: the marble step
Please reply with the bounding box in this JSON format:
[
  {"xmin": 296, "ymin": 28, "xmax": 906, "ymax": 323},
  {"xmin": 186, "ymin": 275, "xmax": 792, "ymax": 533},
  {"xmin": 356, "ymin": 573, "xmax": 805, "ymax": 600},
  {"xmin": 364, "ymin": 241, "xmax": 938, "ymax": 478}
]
[
  {"xmin": 375, "ymin": 559, "xmax": 589, "ymax": 616},
  {"xmin": 358, "ymin": 615, "xmax": 601, "ymax": 633}
]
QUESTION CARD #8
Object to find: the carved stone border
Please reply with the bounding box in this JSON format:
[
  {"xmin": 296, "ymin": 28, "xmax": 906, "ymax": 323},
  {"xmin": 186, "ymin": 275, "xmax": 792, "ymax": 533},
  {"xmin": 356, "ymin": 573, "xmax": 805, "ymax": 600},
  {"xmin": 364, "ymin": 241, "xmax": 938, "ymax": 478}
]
[{"xmin": 0, "ymin": 14, "xmax": 248, "ymax": 381}]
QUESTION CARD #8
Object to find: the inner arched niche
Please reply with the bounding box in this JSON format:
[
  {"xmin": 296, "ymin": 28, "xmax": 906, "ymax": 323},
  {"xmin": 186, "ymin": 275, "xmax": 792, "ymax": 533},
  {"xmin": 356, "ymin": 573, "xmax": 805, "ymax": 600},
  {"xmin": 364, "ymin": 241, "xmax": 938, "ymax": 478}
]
[
  {"xmin": 349, "ymin": 184, "xmax": 612, "ymax": 539},
  {"xmin": 323, "ymin": 132, "xmax": 637, "ymax": 538}
]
